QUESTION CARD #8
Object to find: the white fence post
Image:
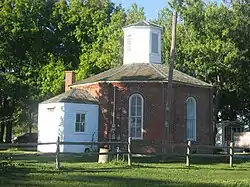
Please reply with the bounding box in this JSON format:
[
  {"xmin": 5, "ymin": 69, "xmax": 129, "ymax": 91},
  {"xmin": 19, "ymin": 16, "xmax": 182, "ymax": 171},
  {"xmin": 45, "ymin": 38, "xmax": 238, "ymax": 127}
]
[
  {"xmin": 229, "ymin": 141, "xmax": 234, "ymax": 167},
  {"xmin": 116, "ymin": 146, "xmax": 120, "ymax": 161},
  {"xmin": 56, "ymin": 136, "xmax": 60, "ymax": 169},
  {"xmin": 128, "ymin": 137, "xmax": 132, "ymax": 166},
  {"xmin": 186, "ymin": 141, "xmax": 191, "ymax": 167}
]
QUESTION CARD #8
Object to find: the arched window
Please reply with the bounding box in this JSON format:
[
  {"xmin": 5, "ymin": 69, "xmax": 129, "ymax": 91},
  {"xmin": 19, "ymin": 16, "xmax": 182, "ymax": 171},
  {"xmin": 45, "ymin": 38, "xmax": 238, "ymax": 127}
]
[
  {"xmin": 129, "ymin": 94, "xmax": 143, "ymax": 139},
  {"xmin": 186, "ymin": 97, "xmax": 196, "ymax": 141}
]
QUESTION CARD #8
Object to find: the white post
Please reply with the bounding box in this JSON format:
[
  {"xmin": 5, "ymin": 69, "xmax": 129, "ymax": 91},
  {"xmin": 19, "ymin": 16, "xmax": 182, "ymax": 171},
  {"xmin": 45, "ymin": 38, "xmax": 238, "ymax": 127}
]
[
  {"xmin": 229, "ymin": 141, "xmax": 234, "ymax": 167},
  {"xmin": 186, "ymin": 141, "xmax": 191, "ymax": 167},
  {"xmin": 128, "ymin": 137, "xmax": 132, "ymax": 166},
  {"xmin": 116, "ymin": 146, "xmax": 120, "ymax": 161}
]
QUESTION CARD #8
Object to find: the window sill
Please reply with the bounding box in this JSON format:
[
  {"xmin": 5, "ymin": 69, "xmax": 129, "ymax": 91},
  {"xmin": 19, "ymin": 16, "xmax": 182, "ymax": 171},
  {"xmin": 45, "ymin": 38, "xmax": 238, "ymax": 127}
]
[
  {"xmin": 74, "ymin": 132, "xmax": 87, "ymax": 135},
  {"xmin": 131, "ymin": 137, "xmax": 143, "ymax": 140},
  {"xmin": 187, "ymin": 139, "xmax": 196, "ymax": 143},
  {"xmin": 150, "ymin": 52, "xmax": 160, "ymax": 55}
]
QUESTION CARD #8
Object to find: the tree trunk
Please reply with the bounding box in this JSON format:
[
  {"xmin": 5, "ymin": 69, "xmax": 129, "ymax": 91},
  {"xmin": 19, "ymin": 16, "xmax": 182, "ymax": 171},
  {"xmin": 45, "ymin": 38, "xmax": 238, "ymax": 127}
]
[
  {"xmin": 0, "ymin": 122, "xmax": 5, "ymax": 143},
  {"xmin": 5, "ymin": 121, "xmax": 12, "ymax": 143}
]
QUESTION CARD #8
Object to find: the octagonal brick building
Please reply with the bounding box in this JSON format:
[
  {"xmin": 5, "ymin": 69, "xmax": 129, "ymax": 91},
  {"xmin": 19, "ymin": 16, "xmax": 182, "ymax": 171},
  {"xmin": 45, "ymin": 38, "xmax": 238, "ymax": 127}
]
[{"xmin": 38, "ymin": 21, "xmax": 214, "ymax": 153}]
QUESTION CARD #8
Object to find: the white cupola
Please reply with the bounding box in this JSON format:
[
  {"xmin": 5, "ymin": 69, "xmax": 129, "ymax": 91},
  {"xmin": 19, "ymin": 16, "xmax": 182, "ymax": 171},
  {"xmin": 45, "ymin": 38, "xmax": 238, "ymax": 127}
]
[{"xmin": 122, "ymin": 20, "xmax": 162, "ymax": 65}]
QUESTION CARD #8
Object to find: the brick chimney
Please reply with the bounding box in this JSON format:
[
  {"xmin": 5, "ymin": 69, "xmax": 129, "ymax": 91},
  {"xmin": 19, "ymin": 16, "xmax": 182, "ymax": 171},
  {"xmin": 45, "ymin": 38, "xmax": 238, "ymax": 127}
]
[{"xmin": 65, "ymin": 71, "xmax": 75, "ymax": 92}]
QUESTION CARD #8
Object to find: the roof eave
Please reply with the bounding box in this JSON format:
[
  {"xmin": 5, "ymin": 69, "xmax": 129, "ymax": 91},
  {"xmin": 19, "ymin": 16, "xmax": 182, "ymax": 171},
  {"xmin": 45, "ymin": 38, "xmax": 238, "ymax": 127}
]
[
  {"xmin": 122, "ymin": 20, "xmax": 163, "ymax": 30},
  {"xmin": 71, "ymin": 80, "xmax": 213, "ymax": 89}
]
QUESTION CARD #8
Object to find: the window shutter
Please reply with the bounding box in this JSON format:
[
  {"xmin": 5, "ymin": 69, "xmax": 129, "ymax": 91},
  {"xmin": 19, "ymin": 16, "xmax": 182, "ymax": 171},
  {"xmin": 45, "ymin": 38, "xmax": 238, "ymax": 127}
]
[{"xmin": 151, "ymin": 33, "xmax": 159, "ymax": 54}]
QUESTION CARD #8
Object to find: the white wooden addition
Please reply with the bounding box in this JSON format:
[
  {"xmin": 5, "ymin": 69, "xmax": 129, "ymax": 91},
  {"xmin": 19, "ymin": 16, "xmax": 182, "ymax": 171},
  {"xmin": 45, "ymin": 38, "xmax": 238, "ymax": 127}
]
[{"xmin": 38, "ymin": 102, "xmax": 99, "ymax": 153}]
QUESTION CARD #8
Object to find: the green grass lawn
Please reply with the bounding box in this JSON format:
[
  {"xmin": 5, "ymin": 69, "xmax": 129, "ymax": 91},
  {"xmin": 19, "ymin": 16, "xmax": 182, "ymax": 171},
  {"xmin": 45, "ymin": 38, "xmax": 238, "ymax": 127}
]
[{"xmin": 1, "ymin": 151, "xmax": 250, "ymax": 187}]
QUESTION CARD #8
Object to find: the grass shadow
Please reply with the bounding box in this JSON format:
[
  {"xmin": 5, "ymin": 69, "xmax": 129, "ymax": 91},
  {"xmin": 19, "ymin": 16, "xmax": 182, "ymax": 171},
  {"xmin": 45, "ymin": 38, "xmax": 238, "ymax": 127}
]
[
  {"xmin": 1, "ymin": 160, "xmax": 250, "ymax": 187},
  {"xmin": 1, "ymin": 173, "xmax": 249, "ymax": 187},
  {"xmin": 132, "ymin": 154, "xmax": 250, "ymax": 165},
  {"xmin": 132, "ymin": 163, "xmax": 250, "ymax": 172}
]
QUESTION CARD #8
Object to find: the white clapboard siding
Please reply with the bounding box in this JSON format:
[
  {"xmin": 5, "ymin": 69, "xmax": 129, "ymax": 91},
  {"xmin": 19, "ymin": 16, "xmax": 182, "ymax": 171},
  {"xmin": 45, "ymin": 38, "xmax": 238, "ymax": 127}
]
[
  {"xmin": 38, "ymin": 102, "xmax": 99, "ymax": 153},
  {"xmin": 37, "ymin": 103, "xmax": 64, "ymax": 152},
  {"xmin": 63, "ymin": 103, "xmax": 99, "ymax": 153},
  {"xmin": 123, "ymin": 24, "xmax": 162, "ymax": 65}
]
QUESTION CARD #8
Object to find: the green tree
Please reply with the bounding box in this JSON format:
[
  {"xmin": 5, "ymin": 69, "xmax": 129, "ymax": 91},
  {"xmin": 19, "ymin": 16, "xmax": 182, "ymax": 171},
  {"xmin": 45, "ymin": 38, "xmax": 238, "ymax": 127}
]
[
  {"xmin": 38, "ymin": 54, "xmax": 65, "ymax": 98},
  {"xmin": 155, "ymin": 7, "xmax": 172, "ymax": 65},
  {"xmin": 0, "ymin": 0, "xmax": 67, "ymax": 141},
  {"xmin": 0, "ymin": 0, "xmax": 128, "ymax": 141},
  {"xmin": 229, "ymin": 0, "xmax": 250, "ymax": 123},
  {"xmin": 67, "ymin": 0, "xmax": 126, "ymax": 79},
  {"xmin": 158, "ymin": 0, "xmax": 250, "ymax": 126},
  {"xmin": 125, "ymin": 3, "xmax": 146, "ymax": 25}
]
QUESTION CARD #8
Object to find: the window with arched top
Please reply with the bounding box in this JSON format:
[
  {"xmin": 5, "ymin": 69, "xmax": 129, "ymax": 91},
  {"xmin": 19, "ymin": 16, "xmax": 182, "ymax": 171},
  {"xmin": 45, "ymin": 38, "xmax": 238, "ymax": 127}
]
[
  {"xmin": 186, "ymin": 97, "xmax": 196, "ymax": 141},
  {"xmin": 129, "ymin": 94, "xmax": 144, "ymax": 139}
]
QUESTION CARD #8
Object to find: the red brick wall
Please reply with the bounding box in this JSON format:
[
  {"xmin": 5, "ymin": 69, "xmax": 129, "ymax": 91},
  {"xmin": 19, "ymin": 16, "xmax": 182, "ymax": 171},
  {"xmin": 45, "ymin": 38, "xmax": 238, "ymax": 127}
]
[
  {"xmin": 171, "ymin": 84, "xmax": 213, "ymax": 145},
  {"xmin": 76, "ymin": 82, "xmax": 213, "ymax": 146},
  {"xmin": 112, "ymin": 82, "xmax": 166, "ymax": 142}
]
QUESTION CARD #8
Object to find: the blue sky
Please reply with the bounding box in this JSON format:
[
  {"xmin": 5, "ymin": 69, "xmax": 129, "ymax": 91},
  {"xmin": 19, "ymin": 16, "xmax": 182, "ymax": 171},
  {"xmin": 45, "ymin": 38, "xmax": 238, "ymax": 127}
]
[
  {"xmin": 112, "ymin": 0, "xmax": 169, "ymax": 20},
  {"xmin": 112, "ymin": 0, "xmax": 221, "ymax": 20}
]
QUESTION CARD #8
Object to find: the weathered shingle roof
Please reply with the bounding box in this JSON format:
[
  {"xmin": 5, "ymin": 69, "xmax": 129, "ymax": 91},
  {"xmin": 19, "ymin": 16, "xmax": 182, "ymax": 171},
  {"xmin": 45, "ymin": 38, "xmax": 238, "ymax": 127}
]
[
  {"xmin": 72, "ymin": 63, "xmax": 212, "ymax": 88},
  {"xmin": 41, "ymin": 89, "xmax": 98, "ymax": 104},
  {"xmin": 123, "ymin": 20, "xmax": 162, "ymax": 29}
]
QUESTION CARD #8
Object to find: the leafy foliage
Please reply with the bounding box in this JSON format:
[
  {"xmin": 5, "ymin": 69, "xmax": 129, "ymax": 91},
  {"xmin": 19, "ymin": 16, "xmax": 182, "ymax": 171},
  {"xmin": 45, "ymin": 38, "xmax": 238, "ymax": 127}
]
[
  {"xmin": 125, "ymin": 3, "xmax": 146, "ymax": 25},
  {"xmin": 0, "ymin": 0, "xmax": 146, "ymax": 140},
  {"xmin": 159, "ymin": 0, "xmax": 250, "ymax": 124}
]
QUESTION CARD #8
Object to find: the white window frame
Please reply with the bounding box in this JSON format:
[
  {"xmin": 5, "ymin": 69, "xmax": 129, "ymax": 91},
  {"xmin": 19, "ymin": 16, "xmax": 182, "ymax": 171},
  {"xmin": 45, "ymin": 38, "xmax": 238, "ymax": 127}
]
[
  {"xmin": 151, "ymin": 32, "xmax": 159, "ymax": 54},
  {"xmin": 75, "ymin": 113, "xmax": 86, "ymax": 133},
  {"xmin": 129, "ymin": 94, "xmax": 144, "ymax": 140},
  {"xmin": 186, "ymin": 97, "xmax": 196, "ymax": 141}
]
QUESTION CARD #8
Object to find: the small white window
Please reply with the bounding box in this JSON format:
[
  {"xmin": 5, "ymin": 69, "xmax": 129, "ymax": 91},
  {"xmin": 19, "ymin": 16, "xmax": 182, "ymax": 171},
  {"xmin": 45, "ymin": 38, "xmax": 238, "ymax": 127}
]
[
  {"xmin": 75, "ymin": 113, "xmax": 85, "ymax": 132},
  {"xmin": 127, "ymin": 34, "xmax": 132, "ymax": 52},
  {"xmin": 186, "ymin": 97, "xmax": 196, "ymax": 141},
  {"xmin": 129, "ymin": 94, "xmax": 143, "ymax": 139},
  {"xmin": 151, "ymin": 33, "xmax": 159, "ymax": 54}
]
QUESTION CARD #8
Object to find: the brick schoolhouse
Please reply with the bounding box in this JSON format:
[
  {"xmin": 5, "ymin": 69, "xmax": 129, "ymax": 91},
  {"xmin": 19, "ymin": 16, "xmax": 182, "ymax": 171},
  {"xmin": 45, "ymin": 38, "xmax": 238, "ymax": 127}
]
[{"xmin": 38, "ymin": 21, "xmax": 213, "ymax": 153}]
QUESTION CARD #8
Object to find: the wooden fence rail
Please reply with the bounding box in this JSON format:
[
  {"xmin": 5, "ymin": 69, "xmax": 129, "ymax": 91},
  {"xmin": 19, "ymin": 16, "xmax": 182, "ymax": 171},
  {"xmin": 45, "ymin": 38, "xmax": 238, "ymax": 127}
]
[
  {"xmin": 0, "ymin": 136, "xmax": 130, "ymax": 169},
  {"xmin": 185, "ymin": 140, "xmax": 237, "ymax": 167},
  {"xmin": 1, "ymin": 139, "xmax": 250, "ymax": 169},
  {"xmin": 0, "ymin": 141, "xmax": 128, "ymax": 147}
]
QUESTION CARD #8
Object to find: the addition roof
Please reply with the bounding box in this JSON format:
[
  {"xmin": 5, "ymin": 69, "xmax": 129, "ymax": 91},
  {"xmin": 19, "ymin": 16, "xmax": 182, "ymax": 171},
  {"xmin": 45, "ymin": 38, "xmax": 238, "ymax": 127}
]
[
  {"xmin": 41, "ymin": 89, "xmax": 98, "ymax": 104},
  {"xmin": 72, "ymin": 63, "xmax": 212, "ymax": 88},
  {"xmin": 123, "ymin": 20, "xmax": 162, "ymax": 29}
]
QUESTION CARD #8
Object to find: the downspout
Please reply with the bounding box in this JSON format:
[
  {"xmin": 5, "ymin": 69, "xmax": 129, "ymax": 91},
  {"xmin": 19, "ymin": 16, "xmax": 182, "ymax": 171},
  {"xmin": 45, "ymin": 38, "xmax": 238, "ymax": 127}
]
[
  {"xmin": 162, "ymin": 82, "xmax": 166, "ymax": 153},
  {"xmin": 213, "ymin": 86, "xmax": 219, "ymax": 146},
  {"xmin": 111, "ymin": 86, "xmax": 116, "ymax": 140},
  {"xmin": 113, "ymin": 86, "xmax": 116, "ymax": 126},
  {"xmin": 209, "ymin": 88, "xmax": 213, "ymax": 145}
]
